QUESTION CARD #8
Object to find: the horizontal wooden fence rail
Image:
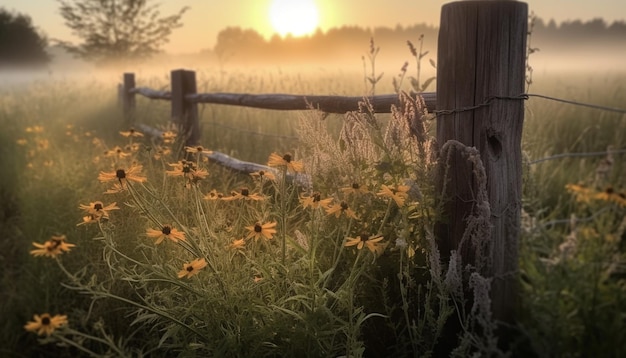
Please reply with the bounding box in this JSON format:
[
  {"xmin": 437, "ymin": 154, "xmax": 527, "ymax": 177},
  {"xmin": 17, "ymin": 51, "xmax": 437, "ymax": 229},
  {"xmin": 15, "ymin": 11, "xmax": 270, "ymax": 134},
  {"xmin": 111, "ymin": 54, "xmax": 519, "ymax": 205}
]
[{"xmin": 127, "ymin": 85, "xmax": 438, "ymax": 114}]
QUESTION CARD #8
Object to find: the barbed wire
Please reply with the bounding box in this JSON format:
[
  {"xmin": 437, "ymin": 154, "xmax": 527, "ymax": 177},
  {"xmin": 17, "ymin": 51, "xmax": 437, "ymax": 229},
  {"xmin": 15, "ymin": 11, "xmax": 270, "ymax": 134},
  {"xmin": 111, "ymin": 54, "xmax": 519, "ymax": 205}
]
[
  {"xmin": 434, "ymin": 93, "xmax": 626, "ymax": 115},
  {"xmin": 525, "ymin": 93, "xmax": 626, "ymax": 114},
  {"xmin": 529, "ymin": 148, "xmax": 626, "ymax": 165}
]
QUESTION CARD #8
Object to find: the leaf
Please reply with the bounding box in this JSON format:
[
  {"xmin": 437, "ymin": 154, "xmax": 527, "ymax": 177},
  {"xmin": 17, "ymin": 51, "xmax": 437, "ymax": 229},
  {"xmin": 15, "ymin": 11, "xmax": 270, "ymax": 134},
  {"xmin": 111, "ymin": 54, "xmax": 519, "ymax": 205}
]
[
  {"xmin": 420, "ymin": 77, "xmax": 436, "ymax": 91},
  {"xmin": 419, "ymin": 50, "xmax": 429, "ymax": 59},
  {"xmin": 429, "ymin": 58, "xmax": 437, "ymax": 68}
]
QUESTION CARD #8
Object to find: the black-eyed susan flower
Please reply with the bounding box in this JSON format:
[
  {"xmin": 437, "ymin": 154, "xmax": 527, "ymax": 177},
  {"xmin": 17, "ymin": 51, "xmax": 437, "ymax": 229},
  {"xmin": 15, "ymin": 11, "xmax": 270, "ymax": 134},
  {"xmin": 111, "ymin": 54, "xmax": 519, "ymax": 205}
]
[
  {"xmin": 119, "ymin": 127, "xmax": 144, "ymax": 138},
  {"xmin": 166, "ymin": 160, "xmax": 208, "ymax": 184},
  {"xmin": 153, "ymin": 146, "xmax": 172, "ymax": 160},
  {"xmin": 228, "ymin": 238, "xmax": 246, "ymax": 251},
  {"xmin": 98, "ymin": 164, "xmax": 147, "ymax": 184},
  {"xmin": 146, "ymin": 225, "xmax": 186, "ymax": 244},
  {"xmin": 184, "ymin": 145, "xmax": 213, "ymax": 155},
  {"xmin": 245, "ymin": 221, "xmax": 277, "ymax": 241},
  {"xmin": 300, "ymin": 192, "xmax": 333, "ymax": 209},
  {"xmin": 268, "ymin": 152, "xmax": 304, "ymax": 173},
  {"xmin": 594, "ymin": 186, "xmax": 626, "ymax": 207},
  {"xmin": 161, "ymin": 130, "xmax": 177, "ymax": 144},
  {"xmin": 30, "ymin": 235, "xmax": 76, "ymax": 258},
  {"xmin": 25, "ymin": 125, "xmax": 44, "ymax": 133},
  {"xmin": 104, "ymin": 146, "xmax": 131, "ymax": 159},
  {"xmin": 79, "ymin": 201, "xmax": 119, "ymax": 220},
  {"xmin": 177, "ymin": 258, "xmax": 207, "ymax": 279},
  {"xmin": 24, "ymin": 313, "xmax": 68, "ymax": 336},
  {"xmin": 345, "ymin": 233, "xmax": 385, "ymax": 254},
  {"xmin": 565, "ymin": 183, "xmax": 594, "ymax": 203},
  {"xmin": 250, "ymin": 170, "xmax": 277, "ymax": 182},
  {"xmin": 341, "ymin": 182, "xmax": 369, "ymax": 196},
  {"xmin": 377, "ymin": 184, "xmax": 411, "ymax": 207},
  {"xmin": 204, "ymin": 189, "xmax": 224, "ymax": 201},
  {"xmin": 325, "ymin": 201, "xmax": 359, "ymax": 219},
  {"xmin": 222, "ymin": 187, "xmax": 264, "ymax": 201},
  {"xmin": 125, "ymin": 143, "xmax": 141, "ymax": 153}
]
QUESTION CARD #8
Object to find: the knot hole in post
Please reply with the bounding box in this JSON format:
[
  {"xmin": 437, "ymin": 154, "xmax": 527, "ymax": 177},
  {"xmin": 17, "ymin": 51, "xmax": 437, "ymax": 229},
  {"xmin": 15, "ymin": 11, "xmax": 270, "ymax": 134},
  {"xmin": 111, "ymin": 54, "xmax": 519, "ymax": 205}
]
[{"xmin": 486, "ymin": 130, "xmax": 502, "ymax": 160}]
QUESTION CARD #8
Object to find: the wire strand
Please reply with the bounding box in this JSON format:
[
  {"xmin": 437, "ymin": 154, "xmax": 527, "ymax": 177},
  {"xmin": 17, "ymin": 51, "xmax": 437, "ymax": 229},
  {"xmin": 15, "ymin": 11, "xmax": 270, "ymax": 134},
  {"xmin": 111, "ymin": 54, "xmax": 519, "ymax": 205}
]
[{"xmin": 434, "ymin": 93, "xmax": 626, "ymax": 115}]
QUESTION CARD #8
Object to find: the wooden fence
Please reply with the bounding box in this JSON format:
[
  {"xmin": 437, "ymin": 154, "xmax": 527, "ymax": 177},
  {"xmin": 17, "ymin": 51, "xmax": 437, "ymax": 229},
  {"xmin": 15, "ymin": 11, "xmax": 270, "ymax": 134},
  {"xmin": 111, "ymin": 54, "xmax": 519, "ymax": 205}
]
[{"xmin": 118, "ymin": 0, "xmax": 528, "ymax": 343}]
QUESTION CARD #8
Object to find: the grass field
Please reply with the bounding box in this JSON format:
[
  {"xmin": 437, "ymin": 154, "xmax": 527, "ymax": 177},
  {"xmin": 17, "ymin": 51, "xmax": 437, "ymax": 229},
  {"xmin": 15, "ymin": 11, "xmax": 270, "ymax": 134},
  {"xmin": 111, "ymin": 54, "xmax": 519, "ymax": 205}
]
[{"xmin": 0, "ymin": 63, "xmax": 624, "ymax": 357}]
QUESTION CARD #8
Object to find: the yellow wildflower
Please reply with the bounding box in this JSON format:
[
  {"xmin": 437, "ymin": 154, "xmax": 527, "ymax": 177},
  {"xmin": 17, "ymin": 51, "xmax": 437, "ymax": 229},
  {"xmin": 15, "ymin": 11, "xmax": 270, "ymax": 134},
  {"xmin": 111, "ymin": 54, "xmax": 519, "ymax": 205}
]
[
  {"xmin": 177, "ymin": 258, "xmax": 207, "ymax": 279},
  {"xmin": 146, "ymin": 225, "xmax": 186, "ymax": 244},
  {"xmin": 245, "ymin": 221, "xmax": 277, "ymax": 241},
  {"xmin": 24, "ymin": 313, "xmax": 68, "ymax": 336},
  {"xmin": 268, "ymin": 152, "xmax": 304, "ymax": 173}
]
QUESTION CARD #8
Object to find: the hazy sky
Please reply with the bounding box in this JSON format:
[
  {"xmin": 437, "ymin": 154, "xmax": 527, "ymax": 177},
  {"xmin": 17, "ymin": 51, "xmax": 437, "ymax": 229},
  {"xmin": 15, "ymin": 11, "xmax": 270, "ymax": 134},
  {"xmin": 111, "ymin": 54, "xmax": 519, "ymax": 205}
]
[{"xmin": 2, "ymin": 0, "xmax": 625, "ymax": 54}]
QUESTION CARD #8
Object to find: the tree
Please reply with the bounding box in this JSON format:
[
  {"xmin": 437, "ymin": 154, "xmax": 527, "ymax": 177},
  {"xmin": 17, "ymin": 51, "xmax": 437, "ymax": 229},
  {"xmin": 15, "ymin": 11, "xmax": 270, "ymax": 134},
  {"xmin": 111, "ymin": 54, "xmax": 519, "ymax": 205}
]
[
  {"xmin": 56, "ymin": 0, "xmax": 188, "ymax": 66},
  {"xmin": 0, "ymin": 8, "xmax": 50, "ymax": 67}
]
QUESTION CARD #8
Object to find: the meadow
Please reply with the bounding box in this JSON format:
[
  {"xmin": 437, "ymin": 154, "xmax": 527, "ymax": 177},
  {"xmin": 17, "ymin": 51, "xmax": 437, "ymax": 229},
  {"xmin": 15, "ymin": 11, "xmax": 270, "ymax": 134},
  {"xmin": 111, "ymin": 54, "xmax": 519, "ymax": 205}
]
[{"xmin": 0, "ymin": 60, "xmax": 624, "ymax": 357}]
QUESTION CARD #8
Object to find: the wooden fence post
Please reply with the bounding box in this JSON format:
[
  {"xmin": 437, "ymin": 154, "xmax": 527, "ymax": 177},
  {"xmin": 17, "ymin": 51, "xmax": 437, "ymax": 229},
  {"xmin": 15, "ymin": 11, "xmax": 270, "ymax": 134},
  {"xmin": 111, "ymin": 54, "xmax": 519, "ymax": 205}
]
[
  {"xmin": 435, "ymin": 0, "xmax": 527, "ymax": 327},
  {"xmin": 171, "ymin": 69, "xmax": 200, "ymax": 146},
  {"xmin": 121, "ymin": 73, "xmax": 136, "ymax": 123}
]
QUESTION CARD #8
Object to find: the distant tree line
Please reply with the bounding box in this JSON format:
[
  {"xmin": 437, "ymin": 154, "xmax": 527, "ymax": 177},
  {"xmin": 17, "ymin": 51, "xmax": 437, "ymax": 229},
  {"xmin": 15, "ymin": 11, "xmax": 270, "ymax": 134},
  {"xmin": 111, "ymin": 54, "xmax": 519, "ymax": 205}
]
[
  {"xmin": 213, "ymin": 24, "xmax": 439, "ymax": 65},
  {"xmin": 212, "ymin": 17, "xmax": 626, "ymax": 65}
]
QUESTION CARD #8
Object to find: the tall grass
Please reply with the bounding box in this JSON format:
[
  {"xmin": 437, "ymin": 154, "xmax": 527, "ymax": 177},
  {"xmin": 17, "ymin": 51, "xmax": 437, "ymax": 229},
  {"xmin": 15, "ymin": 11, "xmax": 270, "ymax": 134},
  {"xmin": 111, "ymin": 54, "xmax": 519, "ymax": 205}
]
[{"xmin": 0, "ymin": 65, "xmax": 624, "ymax": 357}]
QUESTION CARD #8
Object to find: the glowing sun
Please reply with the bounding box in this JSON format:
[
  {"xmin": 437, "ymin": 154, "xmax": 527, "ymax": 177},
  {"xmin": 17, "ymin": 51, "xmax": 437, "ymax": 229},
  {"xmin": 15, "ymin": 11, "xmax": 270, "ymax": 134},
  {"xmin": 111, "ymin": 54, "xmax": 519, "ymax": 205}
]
[{"xmin": 269, "ymin": 0, "xmax": 320, "ymax": 37}]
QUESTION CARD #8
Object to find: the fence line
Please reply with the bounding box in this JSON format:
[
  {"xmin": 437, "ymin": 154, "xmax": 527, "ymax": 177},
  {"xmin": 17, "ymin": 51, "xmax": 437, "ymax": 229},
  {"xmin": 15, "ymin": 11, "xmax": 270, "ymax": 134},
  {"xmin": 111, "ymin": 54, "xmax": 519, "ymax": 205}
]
[{"xmin": 125, "ymin": 77, "xmax": 625, "ymax": 165}]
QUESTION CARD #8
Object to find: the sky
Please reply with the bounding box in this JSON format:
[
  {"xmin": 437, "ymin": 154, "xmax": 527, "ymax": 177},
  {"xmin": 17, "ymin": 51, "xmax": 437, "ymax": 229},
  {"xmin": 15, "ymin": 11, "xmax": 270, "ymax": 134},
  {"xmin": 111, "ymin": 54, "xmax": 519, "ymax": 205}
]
[{"xmin": 2, "ymin": 0, "xmax": 625, "ymax": 54}]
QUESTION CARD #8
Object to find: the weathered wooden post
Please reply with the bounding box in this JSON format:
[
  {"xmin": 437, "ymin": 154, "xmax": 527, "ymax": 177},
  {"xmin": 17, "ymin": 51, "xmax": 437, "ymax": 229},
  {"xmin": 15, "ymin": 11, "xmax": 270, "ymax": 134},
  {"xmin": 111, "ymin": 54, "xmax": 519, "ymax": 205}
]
[
  {"xmin": 436, "ymin": 0, "xmax": 527, "ymax": 327},
  {"xmin": 171, "ymin": 69, "xmax": 200, "ymax": 146},
  {"xmin": 121, "ymin": 73, "xmax": 136, "ymax": 123}
]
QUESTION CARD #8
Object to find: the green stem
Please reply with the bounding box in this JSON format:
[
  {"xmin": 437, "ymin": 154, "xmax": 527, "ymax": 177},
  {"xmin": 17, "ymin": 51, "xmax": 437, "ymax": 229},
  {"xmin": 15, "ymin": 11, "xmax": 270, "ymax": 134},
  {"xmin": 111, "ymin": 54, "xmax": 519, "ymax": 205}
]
[
  {"xmin": 378, "ymin": 199, "xmax": 394, "ymax": 234},
  {"xmin": 53, "ymin": 333, "xmax": 105, "ymax": 358},
  {"xmin": 279, "ymin": 167, "xmax": 288, "ymax": 265}
]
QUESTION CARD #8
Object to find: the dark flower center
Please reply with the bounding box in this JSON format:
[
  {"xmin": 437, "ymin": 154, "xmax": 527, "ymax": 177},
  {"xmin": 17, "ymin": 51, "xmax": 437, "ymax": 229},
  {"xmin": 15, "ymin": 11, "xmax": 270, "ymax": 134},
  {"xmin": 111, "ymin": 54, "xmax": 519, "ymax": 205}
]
[
  {"xmin": 359, "ymin": 234, "xmax": 369, "ymax": 242},
  {"xmin": 313, "ymin": 193, "xmax": 321, "ymax": 202},
  {"xmin": 254, "ymin": 224, "xmax": 263, "ymax": 233},
  {"xmin": 186, "ymin": 266, "xmax": 194, "ymax": 272},
  {"xmin": 162, "ymin": 226, "xmax": 172, "ymax": 235},
  {"xmin": 241, "ymin": 188, "xmax": 250, "ymax": 196},
  {"xmin": 41, "ymin": 317, "xmax": 51, "ymax": 325},
  {"xmin": 259, "ymin": 170, "xmax": 265, "ymax": 176},
  {"xmin": 116, "ymin": 169, "xmax": 126, "ymax": 179},
  {"xmin": 605, "ymin": 187, "xmax": 614, "ymax": 194},
  {"xmin": 340, "ymin": 202, "xmax": 349, "ymax": 211},
  {"xmin": 352, "ymin": 183, "xmax": 360, "ymax": 189},
  {"xmin": 94, "ymin": 203, "xmax": 103, "ymax": 211},
  {"xmin": 282, "ymin": 153, "xmax": 293, "ymax": 163},
  {"xmin": 196, "ymin": 146, "xmax": 203, "ymax": 152}
]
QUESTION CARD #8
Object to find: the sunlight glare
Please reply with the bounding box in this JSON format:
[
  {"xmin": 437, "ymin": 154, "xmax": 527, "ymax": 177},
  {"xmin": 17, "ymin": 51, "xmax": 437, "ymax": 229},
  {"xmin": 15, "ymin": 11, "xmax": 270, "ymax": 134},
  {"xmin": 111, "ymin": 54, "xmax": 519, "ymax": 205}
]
[{"xmin": 269, "ymin": 0, "xmax": 319, "ymax": 37}]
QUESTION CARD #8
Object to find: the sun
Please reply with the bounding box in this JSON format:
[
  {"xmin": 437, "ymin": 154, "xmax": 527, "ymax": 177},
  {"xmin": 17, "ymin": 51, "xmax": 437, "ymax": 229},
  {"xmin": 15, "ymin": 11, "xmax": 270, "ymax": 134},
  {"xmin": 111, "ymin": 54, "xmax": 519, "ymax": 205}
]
[{"xmin": 269, "ymin": 0, "xmax": 320, "ymax": 37}]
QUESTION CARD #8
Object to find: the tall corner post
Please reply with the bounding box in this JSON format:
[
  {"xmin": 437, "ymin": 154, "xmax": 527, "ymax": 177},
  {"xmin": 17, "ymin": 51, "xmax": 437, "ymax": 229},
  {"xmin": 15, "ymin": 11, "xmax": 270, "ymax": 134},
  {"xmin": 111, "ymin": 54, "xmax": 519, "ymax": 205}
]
[
  {"xmin": 435, "ymin": 0, "xmax": 528, "ymax": 325},
  {"xmin": 122, "ymin": 73, "xmax": 136, "ymax": 124},
  {"xmin": 171, "ymin": 69, "xmax": 200, "ymax": 147}
]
